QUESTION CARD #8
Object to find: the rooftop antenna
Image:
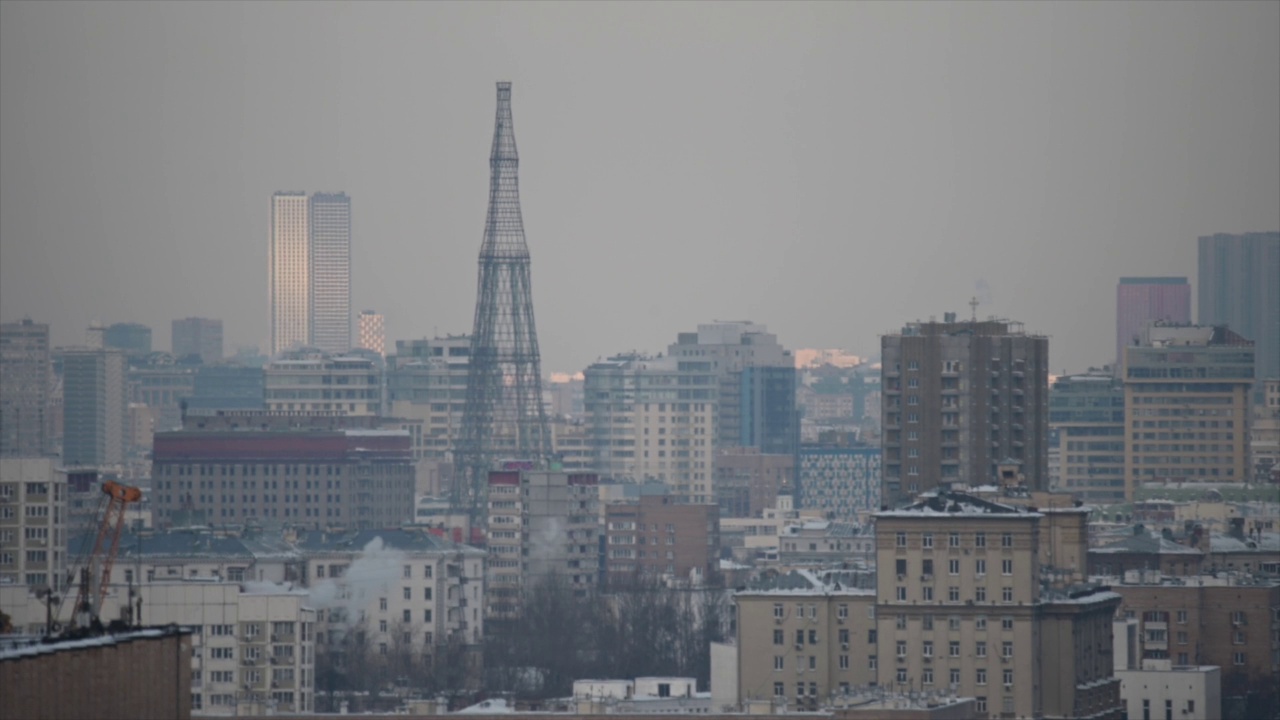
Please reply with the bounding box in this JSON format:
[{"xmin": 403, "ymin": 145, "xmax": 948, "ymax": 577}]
[{"xmin": 969, "ymin": 296, "xmax": 979, "ymax": 322}]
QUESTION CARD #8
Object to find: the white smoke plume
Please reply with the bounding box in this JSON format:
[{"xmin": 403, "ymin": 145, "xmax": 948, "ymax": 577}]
[{"xmin": 307, "ymin": 536, "xmax": 405, "ymax": 628}]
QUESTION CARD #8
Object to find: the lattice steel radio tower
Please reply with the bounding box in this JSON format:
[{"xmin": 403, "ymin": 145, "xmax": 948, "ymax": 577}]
[{"xmin": 457, "ymin": 82, "xmax": 551, "ymax": 518}]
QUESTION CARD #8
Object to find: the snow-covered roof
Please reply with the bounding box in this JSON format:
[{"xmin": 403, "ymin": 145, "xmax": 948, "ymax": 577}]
[
  {"xmin": 1090, "ymin": 533, "xmax": 1203, "ymax": 555},
  {"xmin": 877, "ymin": 490, "xmax": 1041, "ymax": 519},
  {"xmin": 0, "ymin": 626, "xmax": 192, "ymax": 662}
]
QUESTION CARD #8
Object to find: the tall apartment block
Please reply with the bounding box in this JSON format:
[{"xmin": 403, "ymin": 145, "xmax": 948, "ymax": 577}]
[
  {"xmin": 387, "ymin": 335, "xmax": 472, "ymax": 459},
  {"xmin": 172, "ymin": 317, "xmax": 223, "ymax": 363},
  {"xmin": 796, "ymin": 444, "xmax": 882, "ymax": 520},
  {"xmin": 583, "ymin": 354, "xmax": 717, "ymax": 503},
  {"xmin": 1198, "ymin": 232, "xmax": 1279, "ymax": 404},
  {"xmin": 309, "ymin": 192, "xmax": 352, "ymax": 355},
  {"xmin": 1122, "ymin": 323, "xmax": 1254, "ymax": 499},
  {"xmin": 0, "ymin": 318, "xmax": 51, "ymax": 456},
  {"xmin": 270, "ymin": 192, "xmax": 311, "ymax": 355},
  {"xmin": 61, "ymin": 348, "xmax": 127, "ymax": 467},
  {"xmin": 666, "ymin": 321, "xmax": 797, "ymax": 455},
  {"xmin": 603, "ymin": 494, "xmax": 720, "ymax": 588},
  {"xmin": 1049, "ymin": 371, "xmax": 1126, "ymax": 505},
  {"xmin": 880, "ymin": 315, "xmax": 1050, "ymax": 507},
  {"xmin": 874, "ymin": 491, "xmax": 1121, "ymax": 719},
  {"xmin": 357, "ymin": 310, "xmax": 385, "ymax": 357},
  {"xmin": 0, "ymin": 457, "xmax": 66, "ymax": 589},
  {"xmin": 485, "ymin": 469, "xmax": 599, "ymax": 621},
  {"xmin": 1116, "ymin": 277, "xmax": 1190, "ymax": 370}
]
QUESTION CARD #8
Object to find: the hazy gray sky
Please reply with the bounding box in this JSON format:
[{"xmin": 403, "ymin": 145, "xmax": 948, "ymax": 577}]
[{"xmin": 2, "ymin": 1, "xmax": 1277, "ymax": 374}]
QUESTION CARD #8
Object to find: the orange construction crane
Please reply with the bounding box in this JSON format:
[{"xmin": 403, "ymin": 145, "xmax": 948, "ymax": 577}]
[{"xmin": 71, "ymin": 481, "xmax": 142, "ymax": 628}]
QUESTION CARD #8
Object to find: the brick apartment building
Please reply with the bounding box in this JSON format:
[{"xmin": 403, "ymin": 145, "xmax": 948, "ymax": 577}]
[{"xmin": 604, "ymin": 494, "xmax": 720, "ymax": 588}]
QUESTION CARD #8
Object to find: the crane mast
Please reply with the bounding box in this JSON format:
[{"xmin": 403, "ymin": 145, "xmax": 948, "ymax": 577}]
[{"xmin": 71, "ymin": 480, "xmax": 142, "ymax": 628}]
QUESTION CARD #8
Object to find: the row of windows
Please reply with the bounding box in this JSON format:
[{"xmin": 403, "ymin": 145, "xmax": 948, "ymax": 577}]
[{"xmin": 895, "ymin": 531, "xmax": 1014, "ymax": 548}]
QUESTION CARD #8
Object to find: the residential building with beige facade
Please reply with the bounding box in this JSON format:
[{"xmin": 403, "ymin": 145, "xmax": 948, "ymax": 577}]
[
  {"xmin": 0, "ymin": 457, "xmax": 66, "ymax": 590},
  {"xmin": 584, "ymin": 354, "xmax": 716, "ymax": 503},
  {"xmin": 875, "ymin": 490, "xmax": 1122, "ymax": 720},
  {"xmin": 264, "ymin": 350, "xmax": 381, "ymax": 416},
  {"xmin": 734, "ymin": 569, "xmax": 877, "ymax": 709},
  {"xmin": 1122, "ymin": 324, "xmax": 1254, "ymax": 499}
]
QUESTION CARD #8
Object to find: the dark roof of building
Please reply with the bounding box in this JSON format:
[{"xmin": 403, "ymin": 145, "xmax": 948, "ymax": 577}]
[
  {"xmin": 294, "ymin": 527, "xmax": 481, "ymax": 555},
  {"xmin": 1090, "ymin": 533, "xmax": 1203, "ymax": 556},
  {"xmin": 69, "ymin": 529, "xmax": 254, "ymax": 560}
]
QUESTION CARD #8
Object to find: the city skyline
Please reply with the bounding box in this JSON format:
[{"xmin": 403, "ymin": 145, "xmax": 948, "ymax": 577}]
[{"xmin": 2, "ymin": 2, "xmax": 1277, "ymax": 375}]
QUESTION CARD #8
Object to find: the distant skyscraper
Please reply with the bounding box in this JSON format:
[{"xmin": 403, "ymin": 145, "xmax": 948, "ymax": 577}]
[
  {"xmin": 880, "ymin": 314, "xmax": 1049, "ymax": 507},
  {"xmin": 1198, "ymin": 232, "xmax": 1280, "ymax": 403},
  {"xmin": 0, "ymin": 318, "xmax": 51, "ymax": 456},
  {"xmin": 103, "ymin": 322, "xmax": 152, "ymax": 358},
  {"xmin": 309, "ymin": 192, "xmax": 352, "ymax": 355},
  {"xmin": 357, "ymin": 310, "xmax": 385, "ymax": 357},
  {"xmin": 62, "ymin": 348, "xmax": 127, "ymax": 467},
  {"xmin": 171, "ymin": 317, "xmax": 223, "ymax": 363},
  {"xmin": 1115, "ymin": 277, "xmax": 1190, "ymax": 368},
  {"xmin": 458, "ymin": 82, "xmax": 551, "ymax": 516},
  {"xmin": 270, "ymin": 192, "xmax": 310, "ymax": 355}
]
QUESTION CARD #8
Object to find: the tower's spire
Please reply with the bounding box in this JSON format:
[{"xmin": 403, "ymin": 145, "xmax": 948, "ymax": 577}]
[{"xmin": 458, "ymin": 82, "xmax": 551, "ymax": 518}]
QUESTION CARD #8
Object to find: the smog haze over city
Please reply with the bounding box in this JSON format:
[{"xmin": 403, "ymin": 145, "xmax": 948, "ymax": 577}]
[
  {"xmin": 2, "ymin": 3, "xmax": 1280, "ymax": 720},
  {"xmin": 3, "ymin": 1, "xmax": 1277, "ymax": 374}
]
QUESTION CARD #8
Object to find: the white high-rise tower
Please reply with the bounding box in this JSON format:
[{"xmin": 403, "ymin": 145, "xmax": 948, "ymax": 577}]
[{"xmin": 270, "ymin": 192, "xmax": 310, "ymax": 355}]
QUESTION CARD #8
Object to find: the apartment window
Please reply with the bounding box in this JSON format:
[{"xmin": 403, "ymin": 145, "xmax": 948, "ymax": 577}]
[
  {"xmin": 896, "ymin": 615, "xmax": 907, "ymax": 630},
  {"xmin": 774, "ymin": 603, "xmax": 784, "ymax": 618},
  {"xmin": 838, "ymin": 604, "xmax": 848, "ymax": 619},
  {"xmin": 1001, "ymin": 533, "xmax": 1013, "ymax": 548},
  {"xmin": 948, "ymin": 559, "xmax": 960, "ymax": 575},
  {"xmin": 976, "ymin": 641, "xmax": 987, "ymax": 657},
  {"xmin": 423, "ymin": 609, "xmax": 432, "ymax": 623},
  {"xmin": 975, "ymin": 587, "xmax": 987, "ymax": 602},
  {"xmin": 1002, "ymin": 587, "xmax": 1013, "ymax": 603},
  {"xmin": 949, "ymin": 641, "xmax": 960, "ymax": 657},
  {"xmin": 1142, "ymin": 699, "xmax": 1151, "ymax": 720},
  {"xmin": 1003, "ymin": 669, "xmax": 1013, "ymax": 686},
  {"xmin": 403, "ymin": 587, "xmax": 411, "ymax": 600},
  {"xmin": 1002, "ymin": 616, "xmax": 1014, "ymax": 630},
  {"xmin": 922, "ymin": 668, "xmax": 933, "ymax": 685},
  {"xmin": 976, "ymin": 697, "xmax": 987, "ymax": 714},
  {"xmin": 1233, "ymin": 652, "xmax": 1245, "ymax": 666},
  {"xmin": 976, "ymin": 668, "xmax": 987, "ymax": 685},
  {"xmin": 1002, "ymin": 641, "xmax": 1013, "ymax": 658},
  {"xmin": 1001, "ymin": 559, "xmax": 1013, "ymax": 575},
  {"xmin": 402, "ymin": 609, "xmax": 411, "ymax": 623},
  {"xmin": 975, "ymin": 559, "xmax": 986, "ymax": 575},
  {"xmin": 423, "ymin": 587, "xmax": 432, "ymax": 601},
  {"xmin": 1233, "ymin": 631, "xmax": 1246, "ymax": 645},
  {"xmin": 975, "ymin": 532, "xmax": 986, "ymax": 548},
  {"xmin": 922, "ymin": 533, "xmax": 934, "ymax": 549},
  {"xmin": 896, "ymin": 668, "xmax": 908, "ymax": 683},
  {"xmin": 869, "ymin": 655, "xmax": 877, "ymax": 670},
  {"xmin": 795, "ymin": 629, "xmax": 805, "ymax": 646},
  {"xmin": 1176, "ymin": 610, "xmax": 1187, "ymax": 624},
  {"xmin": 896, "ymin": 532, "xmax": 907, "ymax": 548},
  {"xmin": 948, "ymin": 616, "xmax": 960, "ymax": 631},
  {"xmin": 896, "ymin": 641, "xmax": 907, "ymax": 658},
  {"xmin": 378, "ymin": 620, "xmax": 387, "ymax": 633},
  {"xmin": 923, "ymin": 615, "xmax": 934, "ymax": 631},
  {"xmin": 923, "ymin": 641, "xmax": 934, "ymax": 657},
  {"xmin": 1177, "ymin": 631, "xmax": 1188, "ymax": 645},
  {"xmin": 809, "ymin": 656, "xmax": 817, "ymax": 670},
  {"xmin": 424, "ymin": 565, "xmax": 433, "ymax": 578},
  {"xmin": 896, "ymin": 587, "xmax": 907, "ymax": 601},
  {"xmin": 403, "ymin": 565, "xmax": 411, "ymax": 579},
  {"xmin": 975, "ymin": 616, "xmax": 987, "ymax": 630},
  {"xmin": 379, "ymin": 598, "xmax": 387, "ymax": 611},
  {"xmin": 949, "ymin": 532, "xmax": 960, "ymax": 548},
  {"xmin": 809, "ymin": 629, "xmax": 818, "ymax": 645},
  {"xmin": 865, "ymin": 629, "xmax": 874, "ymax": 644},
  {"xmin": 774, "ymin": 683, "xmax": 784, "ymax": 697},
  {"xmin": 773, "ymin": 629, "xmax": 784, "ymax": 645},
  {"xmin": 774, "ymin": 656, "xmax": 784, "ymax": 671},
  {"xmin": 838, "ymin": 655, "xmax": 849, "ymax": 670},
  {"xmin": 1231, "ymin": 611, "xmax": 1247, "ymax": 625},
  {"xmin": 948, "ymin": 586, "xmax": 960, "ymax": 602},
  {"xmin": 922, "ymin": 587, "xmax": 934, "ymax": 602},
  {"xmin": 950, "ymin": 668, "xmax": 960, "ymax": 685}
]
